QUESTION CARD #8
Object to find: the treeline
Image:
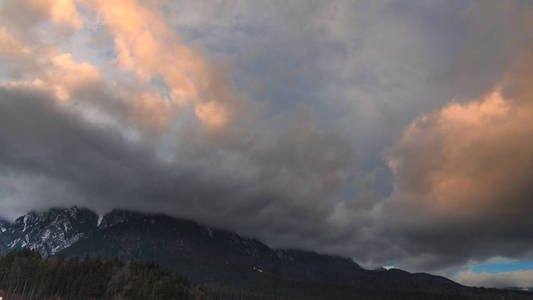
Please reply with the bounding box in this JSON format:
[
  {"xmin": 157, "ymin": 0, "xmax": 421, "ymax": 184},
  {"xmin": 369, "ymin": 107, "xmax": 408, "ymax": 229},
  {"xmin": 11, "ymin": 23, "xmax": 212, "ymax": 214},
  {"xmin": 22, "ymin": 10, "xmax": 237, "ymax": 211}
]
[
  {"xmin": 207, "ymin": 281, "xmax": 533, "ymax": 300},
  {"xmin": 0, "ymin": 249, "xmax": 219, "ymax": 299},
  {"xmin": 0, "ymin": 250, "xmax": 531, "ymax": 300}
]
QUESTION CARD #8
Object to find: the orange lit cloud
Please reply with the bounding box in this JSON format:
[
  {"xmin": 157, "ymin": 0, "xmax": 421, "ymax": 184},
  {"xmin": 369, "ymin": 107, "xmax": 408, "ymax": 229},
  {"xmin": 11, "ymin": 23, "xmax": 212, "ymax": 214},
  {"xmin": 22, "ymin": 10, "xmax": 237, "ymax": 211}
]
[
  {"xmin": 48, "ymin": 53, "xmax": 100, "ymax": 101},
  {"xmin": 1, "ymin": 0, "xmax": 82, "ymax": 30},
  {"xmin": 1, "ymin": 51, "xmax": 100, "ymax": 101},
  {"xmin": 48, "ymin": 0, "xmax": 83, "ymax": 29},
  {"xmin": 387, "ymin": 87, "xmax": 533, "ymax": 216},
  {"xmin": 195, "ymin": 101, "xmax": 230, "ymax": 129},
  {"xmin": 386, "ymin": 9, "xmax": 533, "ymax": 219},
  {"xmin": 81, "ymin": 0, "xmax": 233, "ymax": 129},
  {"xmin": 0, "ymin": 0, "xmax": 99, "ymax": 102},
  {"xmin": 1, "ymin": 0, "xmax": 236, "ymax": 130},
  {"xmin": 130, "ymin": 92, "xmax": 174, "ymax": 128},
  {"xmin": 0, "ymin": 27, "xmax": 31, "ymax": 56}
]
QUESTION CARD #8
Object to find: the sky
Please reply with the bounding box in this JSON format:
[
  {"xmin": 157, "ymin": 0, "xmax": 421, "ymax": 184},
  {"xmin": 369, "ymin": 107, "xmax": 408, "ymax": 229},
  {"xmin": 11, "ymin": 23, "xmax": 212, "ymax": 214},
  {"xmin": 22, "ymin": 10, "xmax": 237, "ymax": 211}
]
[{"xmin": 0, "ymin": 0, "xmax": 533, "ymax": 289}]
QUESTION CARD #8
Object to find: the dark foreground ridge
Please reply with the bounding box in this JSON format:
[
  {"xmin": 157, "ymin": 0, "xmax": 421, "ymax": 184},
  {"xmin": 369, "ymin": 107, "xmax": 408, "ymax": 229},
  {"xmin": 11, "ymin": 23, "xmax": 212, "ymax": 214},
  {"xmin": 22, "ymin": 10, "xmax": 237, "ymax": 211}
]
[{"xmin": 1, "ymin": 207, "xmax": 532, "ymax": 300}]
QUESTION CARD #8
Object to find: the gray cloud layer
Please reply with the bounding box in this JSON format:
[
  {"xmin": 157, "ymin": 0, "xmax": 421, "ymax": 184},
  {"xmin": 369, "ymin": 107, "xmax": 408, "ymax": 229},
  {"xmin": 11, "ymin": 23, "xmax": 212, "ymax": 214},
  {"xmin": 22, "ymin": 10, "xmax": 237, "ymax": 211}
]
[{"xmin": 1, "ymin": 0, "xmax": 532, "ymax": 282}]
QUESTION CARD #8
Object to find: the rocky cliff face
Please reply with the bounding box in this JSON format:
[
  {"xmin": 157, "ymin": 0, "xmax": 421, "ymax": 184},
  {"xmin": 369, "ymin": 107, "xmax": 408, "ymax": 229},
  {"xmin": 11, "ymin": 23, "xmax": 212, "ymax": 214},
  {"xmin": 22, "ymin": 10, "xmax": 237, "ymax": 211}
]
[{"xmin": 0, "ymin": 207, "xmax": 98, "ymax": 256}]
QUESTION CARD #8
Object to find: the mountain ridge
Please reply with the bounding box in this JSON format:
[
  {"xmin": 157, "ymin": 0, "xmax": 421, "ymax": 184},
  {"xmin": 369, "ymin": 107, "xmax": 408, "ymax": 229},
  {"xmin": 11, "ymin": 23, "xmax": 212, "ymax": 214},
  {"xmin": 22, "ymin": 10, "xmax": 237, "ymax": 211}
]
[
  {"xmin": 4, "ymin": 207, "xmax": 530, "ymax": 300},
  {"xmin": 0, "ymin": 206, "xmax": 98, "ymax": 256}
]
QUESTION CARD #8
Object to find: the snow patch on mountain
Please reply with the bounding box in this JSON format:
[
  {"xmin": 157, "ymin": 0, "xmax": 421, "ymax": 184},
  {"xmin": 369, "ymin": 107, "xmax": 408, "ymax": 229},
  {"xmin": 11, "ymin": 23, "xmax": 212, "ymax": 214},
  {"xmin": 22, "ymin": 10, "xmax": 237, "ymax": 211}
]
[{"xmin": 0, "ymin": 207, "xmax": 98, "ymax": 256}]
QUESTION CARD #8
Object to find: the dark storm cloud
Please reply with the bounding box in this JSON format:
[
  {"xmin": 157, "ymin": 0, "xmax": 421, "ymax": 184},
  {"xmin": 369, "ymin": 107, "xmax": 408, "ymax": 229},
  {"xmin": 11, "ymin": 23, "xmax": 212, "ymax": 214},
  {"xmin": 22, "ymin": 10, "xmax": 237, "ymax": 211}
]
[
  {"xmin": 0, "ymin": 86, "xmax": 355, "ymax": 251},
  {"xmin": 0, "ymin": 87, "xmax": 171, "ymax": 214}
]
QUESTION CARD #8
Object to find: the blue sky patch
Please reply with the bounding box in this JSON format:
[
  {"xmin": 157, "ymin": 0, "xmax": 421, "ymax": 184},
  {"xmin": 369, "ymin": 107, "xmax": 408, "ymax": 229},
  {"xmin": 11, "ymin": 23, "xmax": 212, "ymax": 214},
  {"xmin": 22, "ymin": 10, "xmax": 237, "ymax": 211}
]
[{"xmin": 472, "ymin": 260, "xmax": 533, "ymax": 274}]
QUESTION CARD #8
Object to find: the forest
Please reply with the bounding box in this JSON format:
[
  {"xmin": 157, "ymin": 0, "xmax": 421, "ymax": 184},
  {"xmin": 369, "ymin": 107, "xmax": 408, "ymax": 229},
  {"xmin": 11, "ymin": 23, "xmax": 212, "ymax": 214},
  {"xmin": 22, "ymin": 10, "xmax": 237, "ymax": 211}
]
[
  {"xmin": 0, "ymin": 249, "xmax": 217, "ymax": 300},
  {"xmin": 0, "ymin": 250, "xmax": 531, "ymax": 300}
]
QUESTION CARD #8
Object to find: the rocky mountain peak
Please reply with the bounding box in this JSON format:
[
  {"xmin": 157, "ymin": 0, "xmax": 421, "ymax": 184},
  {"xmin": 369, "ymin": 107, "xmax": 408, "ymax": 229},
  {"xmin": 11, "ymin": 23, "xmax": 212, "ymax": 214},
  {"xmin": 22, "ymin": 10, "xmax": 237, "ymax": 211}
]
[{"xmin": 1, "ymin": 206, "xmax": 98, "ymax": 256}]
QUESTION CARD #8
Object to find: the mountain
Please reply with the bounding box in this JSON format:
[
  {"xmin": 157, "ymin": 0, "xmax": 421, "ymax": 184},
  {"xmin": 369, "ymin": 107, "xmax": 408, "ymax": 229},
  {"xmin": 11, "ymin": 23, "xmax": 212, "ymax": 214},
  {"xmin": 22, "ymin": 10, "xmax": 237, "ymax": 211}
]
[
  {"xmin": 0, "ymin": 207, "xmax": 98, "ymax": 256},
  {"xmin": 64, "ymin": 210, "xmax": 372, "ymax": 288},
  {"xmin": 1, "ymin": 207, "xmax": 532, "ymax": 300},
  {"xmin": 62, "ymin": 209, "xmax": 464, "ymax": 292}
]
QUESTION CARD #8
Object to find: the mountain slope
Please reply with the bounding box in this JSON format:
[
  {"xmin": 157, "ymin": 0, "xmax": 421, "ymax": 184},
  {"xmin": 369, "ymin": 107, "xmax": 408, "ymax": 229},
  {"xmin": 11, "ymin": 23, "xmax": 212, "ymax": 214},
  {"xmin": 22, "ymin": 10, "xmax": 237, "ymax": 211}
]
[
  {"xmin": 61, "ymin": 209, "xmax": 460, "ymax": 293},
  {"xmin": 2, "ymin": 207, "xmax": 532, "ymax": 299},
  {"xmin": 63, "ymin": 210, "xmax": 368, "ymax": 286},
  {"xmin": 0, "ymin": 207, "xmax": 98, "ymax": 256}
]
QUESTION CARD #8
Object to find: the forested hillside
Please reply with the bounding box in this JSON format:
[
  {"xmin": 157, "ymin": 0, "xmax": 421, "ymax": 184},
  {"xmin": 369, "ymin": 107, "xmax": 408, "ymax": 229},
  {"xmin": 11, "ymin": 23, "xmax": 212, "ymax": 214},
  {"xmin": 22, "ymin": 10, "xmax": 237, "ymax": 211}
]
[
  {"xmin": 0, "ymin": 250, "xmax": 532, "ymax": 300},
  {"xmin": 0, "ymin": 249, "xmax": 218, "ymax": 300}
]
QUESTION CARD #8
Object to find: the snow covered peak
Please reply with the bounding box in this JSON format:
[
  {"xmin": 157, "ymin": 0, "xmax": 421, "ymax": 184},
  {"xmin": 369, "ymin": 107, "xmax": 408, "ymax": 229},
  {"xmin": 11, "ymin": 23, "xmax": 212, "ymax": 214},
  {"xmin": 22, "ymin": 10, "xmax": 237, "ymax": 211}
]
[{"xmin": 2, "ymin": 207, "xmax": 98, "ymax": 256}]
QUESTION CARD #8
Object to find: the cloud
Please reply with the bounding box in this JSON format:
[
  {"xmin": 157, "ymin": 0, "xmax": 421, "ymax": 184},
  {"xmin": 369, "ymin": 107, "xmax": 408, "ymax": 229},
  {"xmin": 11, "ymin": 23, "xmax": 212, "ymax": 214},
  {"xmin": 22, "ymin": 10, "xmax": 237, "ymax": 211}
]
[
  {"xmin": 48, "ymin": 53, "xmax": 100, "ymax": 101},
  {"xmin": 0, "ymin": 86, "xmax": 354, "ymax": 249},
  {"xmin": 0, "ymin": 28, "xmax": 31, "ymax": 56},
  {"xmin": 380, "ymin": 87, "xmax": 533, "ymax": 271},
  {"xmin": 76, "ymin": 0, "xmax": 249, "ymax": 130},
  {"xmin": 0, "ymin": 27, "xmax": 37, "ymax": 77},
  {"xmin": 378, "ymin": 1, "xmax": 533, "ymax": 272},
  {"xmin": 0, "ymin": 0, "xmax": 82, "ymax": 40},
  {"xmin": 0, "ymin": 46, "xmax": 101, "ymax": 104},
  {"xmin": 387, "ymin": 89, "xmax": 533, "ymax": 216},
  {"xmin": 455, "ymin": 270, "xmax": 533, "ymax": 289}
]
